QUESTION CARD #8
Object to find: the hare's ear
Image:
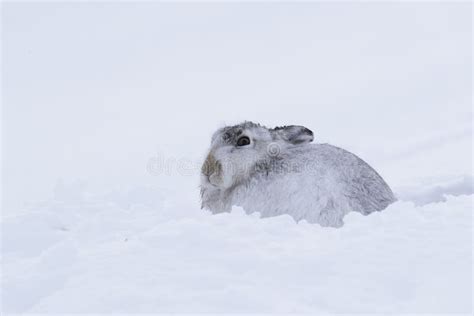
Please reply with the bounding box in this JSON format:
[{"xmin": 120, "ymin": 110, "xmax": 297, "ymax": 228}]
[{"xmin": 273, "ymin": 125, "xmax": 314, "ymax": 145}]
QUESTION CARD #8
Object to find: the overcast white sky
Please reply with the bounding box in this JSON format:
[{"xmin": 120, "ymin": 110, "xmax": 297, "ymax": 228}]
[{"xmin": 2, "ymin": 2, "xmax": 472, "ymax": 211}]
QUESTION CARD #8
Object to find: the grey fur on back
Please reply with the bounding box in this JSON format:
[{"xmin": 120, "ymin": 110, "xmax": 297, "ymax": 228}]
[{"xmin": 201, "ymin": 122, "xmax": 396, "ymax": 227}]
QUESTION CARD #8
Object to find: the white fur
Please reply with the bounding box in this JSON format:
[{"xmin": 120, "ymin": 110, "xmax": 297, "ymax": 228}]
[{"xmin": 201, "ymin": 123, "xmax": 395, "ymax": 227}]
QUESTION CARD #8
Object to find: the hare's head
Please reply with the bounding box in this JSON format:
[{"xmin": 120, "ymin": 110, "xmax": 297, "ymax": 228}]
[{"xmin": 201, "ymin": 122, "xmax": 314, "ymax": 191}]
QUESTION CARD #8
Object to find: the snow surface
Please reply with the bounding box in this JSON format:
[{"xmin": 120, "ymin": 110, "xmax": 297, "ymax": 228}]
[{"xmin": 1, "ymin": 180, "xmax": 473, "ymax": 313}]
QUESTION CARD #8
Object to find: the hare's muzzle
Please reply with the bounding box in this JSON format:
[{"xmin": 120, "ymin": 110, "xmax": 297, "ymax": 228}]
[{"xmin": 202, "ymin": 153, "xmax": 222, "ymax": 185}]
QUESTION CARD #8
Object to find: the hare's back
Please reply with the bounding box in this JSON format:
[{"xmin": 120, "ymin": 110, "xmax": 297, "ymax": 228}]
[{"xmin": 307, "ymin": 144, "xmax": 396, "ymax": 215}]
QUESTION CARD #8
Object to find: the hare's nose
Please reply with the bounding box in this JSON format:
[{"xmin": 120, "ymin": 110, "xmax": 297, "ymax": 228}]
[{"xmin": 202, "ymin": 153, "xmax": 221, "ymax": 177}]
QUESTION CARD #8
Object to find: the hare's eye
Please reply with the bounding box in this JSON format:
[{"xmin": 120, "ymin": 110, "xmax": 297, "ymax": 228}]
[{"xmin": 236, "ymin": 136, "xmax": 250, "ymax": 147}]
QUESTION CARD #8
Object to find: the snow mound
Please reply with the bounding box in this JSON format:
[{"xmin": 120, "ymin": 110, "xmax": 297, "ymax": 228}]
[{"xmin": 1, "ymin": 184, "xmax": 472, "ymax": 313}]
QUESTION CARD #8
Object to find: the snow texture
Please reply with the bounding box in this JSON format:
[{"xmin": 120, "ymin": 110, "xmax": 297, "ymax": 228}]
[{"xmin": 1, "ymin": 179, "xmax": 473, "ymax": 313}]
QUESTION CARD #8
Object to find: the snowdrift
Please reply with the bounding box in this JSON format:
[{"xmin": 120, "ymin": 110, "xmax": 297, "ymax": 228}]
[{"xmin": 1, "ymin": 179, "xmax": 472, "ymax": 313}]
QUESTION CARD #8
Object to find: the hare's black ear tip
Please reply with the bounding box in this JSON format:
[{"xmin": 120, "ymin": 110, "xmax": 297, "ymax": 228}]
[
  {"xmin": 295, "ymin": 129, "xmax": 314, "ymax": 144},
  {"xmin": 274, "ymin": 125, "xmax": 314, "ymax": 144},
  {"xmin": 303, "ymin": 127, "xmax": 313, "ymax": 137}
]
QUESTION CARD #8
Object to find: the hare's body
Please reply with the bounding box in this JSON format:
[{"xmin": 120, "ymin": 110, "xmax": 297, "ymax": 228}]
[
  {"xmin": 231, "ymin": 144, "xmax": 394, "ymax": 226},
  {"xmin": 201, "ymin": 122, "xmax": 395, "ymax": 227}
]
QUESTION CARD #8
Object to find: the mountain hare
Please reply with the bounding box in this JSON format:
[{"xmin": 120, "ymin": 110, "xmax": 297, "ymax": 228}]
[{"xmin": 200, "ymin": 122, "xmax": 396, "ymax": 227}]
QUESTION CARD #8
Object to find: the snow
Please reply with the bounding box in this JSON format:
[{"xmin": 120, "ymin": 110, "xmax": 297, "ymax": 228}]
[
  {"xmin": 1, "ymin": 2, "xmax": 472, "ymax": 314},
  {"xmin": 1, "ymin": 181, "xmax": 472, "ymax": 313}
]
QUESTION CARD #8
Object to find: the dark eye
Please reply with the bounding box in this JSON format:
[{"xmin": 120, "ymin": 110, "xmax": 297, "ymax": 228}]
[{"xmin": 236, "ymin": 136, "xmax": 250, "ymax": 146}]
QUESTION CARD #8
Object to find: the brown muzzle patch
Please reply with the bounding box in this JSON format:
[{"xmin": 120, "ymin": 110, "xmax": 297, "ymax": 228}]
[{"xmin": 202, "ymin": 153, "xmax": 222, "ymax": 179}]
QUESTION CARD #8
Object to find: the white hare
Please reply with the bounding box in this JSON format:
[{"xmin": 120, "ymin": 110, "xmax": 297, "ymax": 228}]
[{"xmin": 200, "ymin": 122, "xmax": 395, "ymax": 227}]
